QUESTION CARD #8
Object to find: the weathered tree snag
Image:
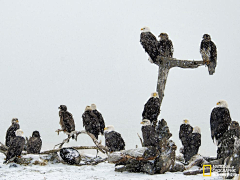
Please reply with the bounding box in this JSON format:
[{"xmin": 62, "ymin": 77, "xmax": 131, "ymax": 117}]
[
  {"xmin": 0, "ymin": 142, "xmax": 8, "ymax": 155},
  {"xmin": 153, "ymin": 56, "xmax": 205, "ymax": 109},
  {"xmin": 109, "ymin": 119, "xmax": 176, "ymax": 175}
]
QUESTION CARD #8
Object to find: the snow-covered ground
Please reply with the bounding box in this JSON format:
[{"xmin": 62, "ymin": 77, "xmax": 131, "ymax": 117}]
[{"xmin": 0, "ymin": 153, "xmax": 225, "ymax": 180}]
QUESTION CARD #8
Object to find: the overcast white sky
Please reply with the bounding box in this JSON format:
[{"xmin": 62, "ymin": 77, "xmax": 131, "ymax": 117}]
[{"xmin": 1, "ymin": 1, "xmax": 240, "ymax": 157}]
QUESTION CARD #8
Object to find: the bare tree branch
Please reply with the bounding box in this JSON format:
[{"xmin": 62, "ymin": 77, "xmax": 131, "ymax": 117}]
[
  {"xmin": 54, "ymin": 129, "xmax": 109, "ymax": 154},
  {"xmin": 152, "ymin": 56, "xmax": 205, "ymax": 111},
  {"xmin": 40, "ymin": 146, "xmax": 99, "ymax": 154}
]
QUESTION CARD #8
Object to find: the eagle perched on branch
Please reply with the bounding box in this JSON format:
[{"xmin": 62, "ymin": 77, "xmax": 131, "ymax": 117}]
[
  {"xmin": 58, "ymin": 105, "xmax": 75, "ymax": 140},
  {"xmin": 200, "ymin": 34, "xmax": 217, "ymax": 75},
  {"xmin": 140, "ymin": 26, "xmax": 159, "ymax": 63},
  {"xmin": 158, "ymin": 33, "xmax": 174, "ymax": 58},
  {"xmin": 5, "ymin": 118, "xmax": 20, "ymax": 147}
]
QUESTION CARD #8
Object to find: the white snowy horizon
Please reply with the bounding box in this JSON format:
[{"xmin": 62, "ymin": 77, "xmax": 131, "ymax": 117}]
[{"xmin": 1, "ymin": 0, "xmax": 240, "ymax": 161}]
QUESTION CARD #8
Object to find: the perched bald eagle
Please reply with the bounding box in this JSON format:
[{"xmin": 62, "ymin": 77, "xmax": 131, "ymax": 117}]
[
  {"xmin": 200, "ymin": 34, "xmax": 217, "ymax": 75},
  {"xmin": 82, "ymin": 106, "xmax": 101, "ymax": 139},
  {"xmin": 5, "ymin": 118, "xmax": 20, "ymax": 147},
  {"xmin": 104, "ymin": 125, "xmax": 125, "ymax": 152},
  {"xmin": 4, "ymin": 129, "xmax": 25, "ymax": 163},
  {"xmin": 140, "ymin": 119, "xmax": 159, "ymax": 147},
  {"xmin": 217, "ymin": 121, "xmax": 240, "ymax": 159},
  {"xmin": 140, "ymin": 26, "xmax": 159, "ymax": 63},
  {"xmin": 60, "ymin": 147, "xmax": 81, "ymax": 165},
  {"xmin": 179, "ymin": 120, "xmax": 193, "ymax": 147},
  {"xmin": 58, "ymin": 105, "xmax": 75, "ymax": 139},
  {"xmin": 26, "ymin": 131, "xmax": 42, "ymax": 154},
  {"xmin": 158, "ymin": 33, "xmax": 174, "ymax": 58},
  {"xmin": 184, "ymin": 126, "xmax": 201, "ymax": 162},
  {"xmin": 210, "ymin": 100, "xmax": 231, "ymax": 146},
  {"xmin": 142, "ymin": 92, "xmax": 160, "ymax": 126},
  {"xmin": 91, "ymin": 104, "xmax": 105, "ymax": 135}
]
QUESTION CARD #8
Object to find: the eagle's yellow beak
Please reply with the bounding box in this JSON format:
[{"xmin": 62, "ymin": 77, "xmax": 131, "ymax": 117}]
[
  {"xmin": 16, "ymin": 120, "xmax": 19, "ymax": 123},
  {"xmin": 184, "ymin": 120, "xmax": 188, "ymax": 124},
  {"xmin": 141, "ymin": 28, "xmax": 143, "ymax": 30},
  {"xmin": 216, "ymin": 102, "xmax": 220, "ymax": 105},
  {"xmin": 104, "ymin": 127, "xmax": 107, "ymax": 130},
  {"xmin": 140, "ymin": 121, "xmax": 144, "ymax": 124}
]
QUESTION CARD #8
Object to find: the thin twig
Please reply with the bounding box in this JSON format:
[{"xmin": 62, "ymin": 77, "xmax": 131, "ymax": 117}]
[{"xmin": 137, "ymin": 133, "xmax": 143, "ymax": 147}]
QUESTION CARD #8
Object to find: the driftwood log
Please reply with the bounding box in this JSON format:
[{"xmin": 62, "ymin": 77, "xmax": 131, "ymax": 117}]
[
  {"xmin": 0, "ymin": 129, "xmax": 109, "ymax": 164},
  {"xmin": 109, "ymin": 119, "xmax": 177, "ymax": 175}
]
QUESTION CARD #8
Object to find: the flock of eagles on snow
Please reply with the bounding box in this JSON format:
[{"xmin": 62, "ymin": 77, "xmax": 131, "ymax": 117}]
[{"xmin": 2, "ymin": 27, "xmax": 238, "ymax": 169}]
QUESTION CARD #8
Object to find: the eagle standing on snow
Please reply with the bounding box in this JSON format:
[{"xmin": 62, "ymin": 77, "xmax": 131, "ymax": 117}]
[
  {"xmin": 142, "ymin": 92, "xmax": 160, "ymax": 126},
  {"xmin": 82, "ymin": 106, "xmax": 102, "ymax": 139},
  {"xmin": 140, "ymin": 26, "xmax": 159, "ymax": 63},
  {"xmin": 210, "ymin": 100, "xmax": 232, "ymax": 146},
  {"xmin": 26, "ymin": 131, "xmax": 42, "ymax": 154},
  {"xmin": 200, "ymin": 34, "xmax": 217, "ymax": 75},
  {"xmin": 140, "ymin": 119, "xmax": 159, "ymax": 147},
  {"xmin": 58, "ymin": 105, "xmax": 75, "ymax": 139},
  {"xmin": 158, "ymin": 33, "xmax": 174, "ymax": 58},
  {"xmin": 5, "ymin": 118, "xmax": 20, "ymax": 147},
  {"xmin": 4, "ymin": 129, "xmax": 25, "ymax": 163},
  {"xmin": 91, "ymin": 104, "xmax": 105, "ymax": 135},
  {"xmin": 104, "ymin": 125, "xmax": 125, "ymax": 152}
]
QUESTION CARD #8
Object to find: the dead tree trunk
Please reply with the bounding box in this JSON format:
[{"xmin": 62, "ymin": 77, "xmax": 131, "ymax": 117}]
[{"xmin": 154, "ymin": 56, "xmax": 205, "ymax": 109}]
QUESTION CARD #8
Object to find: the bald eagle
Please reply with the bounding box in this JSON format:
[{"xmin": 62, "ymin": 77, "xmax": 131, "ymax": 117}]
[
  {"xmin": 140, "ymin": 26, "xmax": 159, "ymax": 63},
  {"xmin": 104, "ymin": 125, "xmax": 125, "ymax": 152},
  {"xmin": 142, "ymin": 92, "xmax": 160, "ymax": 126},
  {"xmin": 158, "ymin": 33, "xmax": 174, "ymax": 58},
  {"xmin": 217, "ymin": 121, "xmax": 240, "ymax": 159},
  {"xmin": 185, "ymin": 126, "xmax": 201, "ymax": 162},
  {"xmin": 179, "ymin": 120, "xmax": 193, "ymax": 148},
  {"xmin": 200, "ymin": 34, "xmax": 217, "ymax": 75},
  {"xmin": 5, "ymin": 118, "xmax": 20, "ymax": 147},
  {"xmin": 4, "ymin": 129, "xmax": 25, "ymax": 163},
  {"xmin": 91, "ymin": 104, "xmax": 105, "ymax": 135},
  {"xmin": 140, "ymin": 119, "xmax": 159, "ymax": 147},
  {"xmin": 210, "ymin": 100, "xmax": 231, "ymax": 146},
  {"xmin": 26, "ymin": 131, "xmax": 42, "ymax": 154},
  {"xmin": 58, "ymin": 105, "xmax": 75, "ymax": 139},
  {"xmin": 82, "ymin": 106, "xmax": 101, "ymax": 139},
  {"xmin": 60, "ymin": 147, "xmax": 81, "ymax": 165}
]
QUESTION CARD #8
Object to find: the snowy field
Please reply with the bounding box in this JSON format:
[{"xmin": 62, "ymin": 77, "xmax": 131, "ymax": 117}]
[{"xmin": 0, "ymin": 153, "xmax": 225, "ymax": 180}]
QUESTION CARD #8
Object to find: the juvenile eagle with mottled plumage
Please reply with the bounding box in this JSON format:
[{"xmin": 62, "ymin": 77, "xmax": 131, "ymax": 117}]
[
  {"xmin": 26, "ymin": 131, "xmax": 42, "ymax": 154},
  {"xmin": 158, "ymin": 33, "xmax": 174, "ymax": 58},
  {"xmin": 200, "ymin": 34, "xmax": 217, "ymax": 75},
  {"xmin": 58, "ymin": 105, "xmax": 75, "ymax": 139},
  {"xmin": 5, "ymin": 118, "xmax": 20, "ymax": 147}
]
